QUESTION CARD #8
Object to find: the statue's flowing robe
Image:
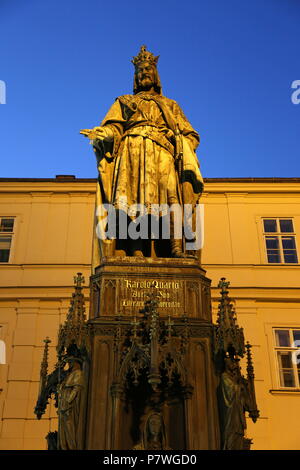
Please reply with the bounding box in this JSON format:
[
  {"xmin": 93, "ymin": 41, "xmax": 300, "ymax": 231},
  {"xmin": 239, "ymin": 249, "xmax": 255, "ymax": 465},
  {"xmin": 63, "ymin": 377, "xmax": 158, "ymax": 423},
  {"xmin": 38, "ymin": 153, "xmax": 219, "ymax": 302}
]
[
  {"xmin": 58, "ymin": 369, "xmax": 84, "ymax": 450},
  {"xmin": 218, "ymin": 371, "xmax": 247, "ymax": 450},
  {"xmin": 92, "ymin": 92, "xmax": 204, "ymax": 266}
]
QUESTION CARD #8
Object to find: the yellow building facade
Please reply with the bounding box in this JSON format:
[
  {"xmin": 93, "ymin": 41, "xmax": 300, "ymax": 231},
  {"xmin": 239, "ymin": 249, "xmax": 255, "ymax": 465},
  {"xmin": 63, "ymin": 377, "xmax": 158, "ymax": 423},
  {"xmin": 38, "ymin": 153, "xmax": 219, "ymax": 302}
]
[{"xmin": 0, "ymin": 175, "xmax": 299, "ymax": 450}]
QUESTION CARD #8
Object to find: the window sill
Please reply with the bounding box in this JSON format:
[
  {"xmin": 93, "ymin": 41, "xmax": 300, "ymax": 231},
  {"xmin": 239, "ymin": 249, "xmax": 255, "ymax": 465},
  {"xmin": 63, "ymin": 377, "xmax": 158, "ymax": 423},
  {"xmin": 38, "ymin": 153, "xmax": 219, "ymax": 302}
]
[
  {"xmin": 254, "ymin": 264, "xmax": 299, "ymax": 267},
  {"xmin": 269, "ymin": 389, "xmax": 300, "ymax": 395},
  {"xmin": 266, "ymin": 264, "xmax": 299, "ymax": 266}
]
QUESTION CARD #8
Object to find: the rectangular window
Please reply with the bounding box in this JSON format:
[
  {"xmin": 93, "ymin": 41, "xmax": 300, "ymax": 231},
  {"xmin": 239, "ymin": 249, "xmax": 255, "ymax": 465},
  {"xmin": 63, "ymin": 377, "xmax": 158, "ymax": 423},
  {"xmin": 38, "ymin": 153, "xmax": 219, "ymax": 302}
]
[
  {"xmin": 0, "ymin": 217, "xmax": 15, "ymax": 263},
  {"xmin": 274, "ymin": 328, "xmax": 300, "ymax": 388},
  {"xmin": 263, "ymin": 218, "xmax": 298, "ymax": 264}
]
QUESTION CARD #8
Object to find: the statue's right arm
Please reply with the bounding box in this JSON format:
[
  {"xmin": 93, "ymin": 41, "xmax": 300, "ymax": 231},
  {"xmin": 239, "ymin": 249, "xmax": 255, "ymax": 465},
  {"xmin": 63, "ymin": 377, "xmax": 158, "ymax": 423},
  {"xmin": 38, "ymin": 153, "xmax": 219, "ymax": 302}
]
[
  {"xmin": 81, "ymin": 99, "xmax": 126, "ymax": 158},
  {"xmin": 97, "ymin": 99, "xmax": 126, "ymax": 158}
]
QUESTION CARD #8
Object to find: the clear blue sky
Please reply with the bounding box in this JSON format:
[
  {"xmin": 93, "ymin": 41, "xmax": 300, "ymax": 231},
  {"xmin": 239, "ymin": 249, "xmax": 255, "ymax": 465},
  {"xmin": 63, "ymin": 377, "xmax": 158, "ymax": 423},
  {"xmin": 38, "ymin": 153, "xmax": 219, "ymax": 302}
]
[{"xmin": 0, "ymin": 0, "xmax": 299, "ymax": 178}]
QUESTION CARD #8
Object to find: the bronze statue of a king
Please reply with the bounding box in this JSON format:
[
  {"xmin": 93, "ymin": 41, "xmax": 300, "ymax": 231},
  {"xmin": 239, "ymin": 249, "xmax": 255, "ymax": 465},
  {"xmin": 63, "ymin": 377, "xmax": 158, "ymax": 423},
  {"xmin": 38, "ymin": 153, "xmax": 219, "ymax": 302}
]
[{"xmin": 81, "ymin": 46, "xmax": 204, "ymax": 266}]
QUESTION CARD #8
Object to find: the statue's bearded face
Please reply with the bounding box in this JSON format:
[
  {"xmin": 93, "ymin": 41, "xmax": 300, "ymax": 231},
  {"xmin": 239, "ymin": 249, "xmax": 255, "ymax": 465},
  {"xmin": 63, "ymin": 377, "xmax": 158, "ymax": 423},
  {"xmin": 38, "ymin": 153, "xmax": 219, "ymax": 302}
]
[{"xmin": 137, "ymin": 61, "xmax": 156, "ymax": 89}]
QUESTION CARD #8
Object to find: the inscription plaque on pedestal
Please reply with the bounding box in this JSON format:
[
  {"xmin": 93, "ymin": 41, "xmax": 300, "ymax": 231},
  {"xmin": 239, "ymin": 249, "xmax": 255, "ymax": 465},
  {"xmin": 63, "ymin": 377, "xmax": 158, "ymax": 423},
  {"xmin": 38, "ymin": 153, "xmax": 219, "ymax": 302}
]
[{"xmin": 90, "ymin": 257, "xmax": 212, "ymax": 321}]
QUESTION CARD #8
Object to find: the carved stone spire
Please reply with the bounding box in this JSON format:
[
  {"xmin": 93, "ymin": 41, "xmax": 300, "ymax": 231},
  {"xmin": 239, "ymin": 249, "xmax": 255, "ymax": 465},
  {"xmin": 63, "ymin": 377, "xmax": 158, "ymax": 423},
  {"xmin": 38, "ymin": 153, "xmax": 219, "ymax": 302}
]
[
  {"xmin": 57, "ymin": 272, "xmax": 89, "ymax": 360},
  {"xmin": 39, "ymin": 337, "xmax": 51, "ymax": 393},
  {"xmin": 214, "ymin": 277, "xmax": 245, "ymax": 358},
  {"xmin": 245, "ymin": 342, "xmax": 254, "ymax": 379},
  {"xmin": 245, "ymin": 342, "xmax": 260, "ymax": 422}
]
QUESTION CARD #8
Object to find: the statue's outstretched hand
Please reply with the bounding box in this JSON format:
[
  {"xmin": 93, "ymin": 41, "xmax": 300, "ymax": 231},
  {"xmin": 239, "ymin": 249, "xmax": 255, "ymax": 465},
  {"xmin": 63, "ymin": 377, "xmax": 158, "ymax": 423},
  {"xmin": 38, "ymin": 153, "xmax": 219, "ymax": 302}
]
[{"xmin": 80, "ymin": 126, "xmax": 113, "ymax": 142}]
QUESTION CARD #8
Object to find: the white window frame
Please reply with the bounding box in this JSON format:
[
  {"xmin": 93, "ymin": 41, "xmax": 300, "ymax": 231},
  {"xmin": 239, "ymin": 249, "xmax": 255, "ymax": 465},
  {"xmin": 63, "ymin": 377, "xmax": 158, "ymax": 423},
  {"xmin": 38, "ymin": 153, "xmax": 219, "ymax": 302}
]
[
  {"xmin": 262, "ymin": 218, "xmax": 298, "ymax": 264},
  {"xmin": 273, "ymin": 328, "xmax": 300, "ymax": 389},
  {"xmin": 0, "ymin": 216, "xmax": 16, "ymax": 263}
]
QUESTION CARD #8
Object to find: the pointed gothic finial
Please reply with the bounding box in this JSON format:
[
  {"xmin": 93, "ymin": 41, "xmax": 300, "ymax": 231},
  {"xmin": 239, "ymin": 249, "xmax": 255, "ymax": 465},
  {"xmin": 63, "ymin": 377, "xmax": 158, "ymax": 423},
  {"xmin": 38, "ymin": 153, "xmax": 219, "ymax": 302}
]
[
  {"xmin": 245, "ymin": 342, "xmax": 260, "ymax": 422},
  {"xmin": 218, "ymin": 277, "xmax": 230, "ymax": 295},
  {"xmin": 167, "ymin": 315, "xmax": 174, "ymax": 339},
  {"xmin": 140, "ymin": 290, "xmax": 159, "ymax": 317},
  {"xmin": 39, "ymin": 337, "xmax": 51, "ymax": 393},
  {"xmin": 74, "ymin": 272, "xmax": 85, "ymax": 288},
  {"xmin": 130, "ymin": 316, "xmax": 139, "ymax": 340},
  {"xmin": 214, "ymin": 278, "xmax": 245, "ymax": 358},
  {"xmin": 149, "ymin": 307, "xmax": 159, "ymax": 341},
  {"xmin": 35, "ymin": 337, "xmax": 53, "ymax": 420},
  {"xmin": 37, "ymin": 338, "xmax": 51, "ymax": 415},
  {"xmin": 246, "ymin": 342, "xmax": 254, "ymax": 379},
  {"xmin": 57, "ymin": 273, "xmax": 89, "ymax": 359}
]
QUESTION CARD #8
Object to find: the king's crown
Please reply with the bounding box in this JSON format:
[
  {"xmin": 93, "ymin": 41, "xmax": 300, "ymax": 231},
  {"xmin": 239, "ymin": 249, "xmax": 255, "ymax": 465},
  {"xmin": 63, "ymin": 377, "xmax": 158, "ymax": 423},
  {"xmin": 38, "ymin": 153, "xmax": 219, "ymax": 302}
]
[{"xmin": 132, "ymin": 45, "xmax": 159, "ymax": 68}]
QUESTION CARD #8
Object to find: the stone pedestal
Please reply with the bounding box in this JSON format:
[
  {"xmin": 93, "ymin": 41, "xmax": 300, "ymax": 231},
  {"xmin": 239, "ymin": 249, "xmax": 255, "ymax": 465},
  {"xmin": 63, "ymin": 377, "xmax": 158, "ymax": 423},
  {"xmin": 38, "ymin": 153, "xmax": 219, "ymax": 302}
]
[{"xmin": 85, "ymin": 257, "xmax": 220, "ymax": 450}]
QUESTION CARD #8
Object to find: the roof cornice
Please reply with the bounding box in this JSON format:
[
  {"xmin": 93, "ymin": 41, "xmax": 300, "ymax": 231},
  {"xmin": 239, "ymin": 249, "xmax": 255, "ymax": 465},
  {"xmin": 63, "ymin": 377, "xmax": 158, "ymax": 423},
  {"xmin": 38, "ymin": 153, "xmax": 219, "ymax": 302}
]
[{"xmin": 0, "ymin": 177, "xmax": 299, "ymax": 183}]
